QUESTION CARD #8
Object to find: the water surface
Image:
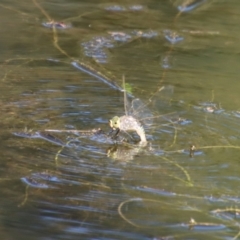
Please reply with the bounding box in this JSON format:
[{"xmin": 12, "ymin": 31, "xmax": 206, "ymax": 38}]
[{"xmin": 1, "ymin": 0, "xmax": 240, "ymax": 239}]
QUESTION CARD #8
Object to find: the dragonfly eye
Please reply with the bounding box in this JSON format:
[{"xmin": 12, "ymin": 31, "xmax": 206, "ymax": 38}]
[
  {"xmin": 109, "ymin": 119, "xmax": 115, "ymax": 129},
  {"xmin": 109, "ymin": 116, "xmax": 119, "ymax": 129}
]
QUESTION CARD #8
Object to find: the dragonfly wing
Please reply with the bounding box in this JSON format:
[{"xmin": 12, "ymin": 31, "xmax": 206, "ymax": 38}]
[
  {"xmin": 125, "ymin": 93, "xmax": 133, "ymax": 116},
  {"xmin": 147, "ymin": 86, "xmax": 177, "ymax": 127},
  {"xmin": 129, "ymin": 85, "xmax": 175, "ymax": 127},
  {"xmin": 130, "ymin": 98, "xmax": 153, "ymax": 127}
]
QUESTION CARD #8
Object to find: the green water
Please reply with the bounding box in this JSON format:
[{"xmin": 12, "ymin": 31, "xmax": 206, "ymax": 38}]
[{"xmin": 1, "ymin": 0, "xmax": 240, "ymax": 239}]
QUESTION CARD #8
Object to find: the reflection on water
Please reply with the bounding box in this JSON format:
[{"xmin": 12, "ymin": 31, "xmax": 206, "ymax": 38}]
[
  {"xmin": 1, "ymin": 0, "xmax": 240, "ymax": 239},
  {"xmin": 172, "ymin": 0, "xmax": 212, "ymax": 13}
]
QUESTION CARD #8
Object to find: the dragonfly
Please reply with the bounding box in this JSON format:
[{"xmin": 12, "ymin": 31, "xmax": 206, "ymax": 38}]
[{"xmin": 109, "ymin": 77, "xmax": 179, "ymax": 146}]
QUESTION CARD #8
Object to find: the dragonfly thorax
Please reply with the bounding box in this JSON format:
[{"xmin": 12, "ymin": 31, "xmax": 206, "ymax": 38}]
[{"xmin": 109, "ymin": 115, "xmax": 147, "ymax": 144}]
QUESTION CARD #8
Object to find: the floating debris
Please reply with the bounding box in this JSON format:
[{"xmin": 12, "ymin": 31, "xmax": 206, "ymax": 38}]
[
  {"xmin": 183, "ymin": 148, "xmax": 203, "ymax": 156},
  {"xmin": 182, "ymin": 29, "xmax": 220, "ymax": 36},
  {"xmin": 189, "ymin": 144, "xmax": 196, "ymax": 157},
  {"xmin": 175, "ymin": 0, "xmax": 208, "ymax": 13},
  {"xmin": 188, "ymin": 218, "xmax": 225, "ymax": 230},
  {"xmin": 128, "ymin": 5, "xmax": 144, "ymax": 11},
  {"xmin": 211, "ymin": 208, "xmax": 240, "ymax": 220},
  {"xmin": 42, "ymin": 20, "xmax": 72, "ymax": 29},
  {"xmin": 21, "ymin": 172, "xmax": 59, "ymax": 189},
  {"xmin": 232, "ymin": 111, "xmax": 240, "ymax": 118},
  {"xmin": 163, "ymin": 30, "xmax": 184, "ymax": 44},
  {"xmin": 82, "ymin": 30, "xmax": 160, "ymax": 62},
  {"xmin": 177, "ymin": 118, "xmax": 192, "ymax": 125},
  {"xmin": 193, "ymin": 101, "xmax": 224, "ymax": 114},
  {"xmin": 108, "ymin": 31, "xmax": 132, "ymax": 42},
  {"xmin": 161, "ymin": 55, "xmax": 173, "ymax": 69},
  {"xmin": 104, "ymin": 5, "xmax": 127, "ymax": 12},
  {"xmin": 103, "ymin": 4, "xmax": 144, "ymax": 12},
  {"xmin": 81, "ymin": 36, "xmax": 114, "ymax": 63},
  {"xmin": 133, "ymin": 30, "xmax": 159, "ymax": 38}
]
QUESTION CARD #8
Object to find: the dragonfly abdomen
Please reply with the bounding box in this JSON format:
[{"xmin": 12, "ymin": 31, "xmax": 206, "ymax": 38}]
[{"xmin": 119, "ymin": 115, "xmax": 147, "ymax": 143}]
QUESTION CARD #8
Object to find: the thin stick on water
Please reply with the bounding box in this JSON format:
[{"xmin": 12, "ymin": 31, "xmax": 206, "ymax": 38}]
[
  {"xmin": 44, "ymin": 129, "xmax": 102, "ymax": 134},
  {"xmin": 123, "ymin": 75, "xmax": 128, "ymax": 116}
]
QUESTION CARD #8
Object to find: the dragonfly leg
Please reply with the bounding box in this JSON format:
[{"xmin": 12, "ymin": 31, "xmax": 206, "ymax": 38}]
[
  {"xmin": 113, "ymin": 128, "xmax": 120, "ymax": 139},
  {"xmin": 109, "ymin": 128, "xmax": 120, "ymax": 141}
]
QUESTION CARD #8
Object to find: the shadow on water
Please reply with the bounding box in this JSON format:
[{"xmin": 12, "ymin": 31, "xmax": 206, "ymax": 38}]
[{"xmin": 1, "ymin": 0, "xmax": 240, "ymax": 239}]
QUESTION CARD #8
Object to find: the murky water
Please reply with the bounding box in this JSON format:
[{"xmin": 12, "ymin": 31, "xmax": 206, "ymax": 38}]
[{"xmin": 1, "ymin": 0, "xmax": 240, "ymax": 239}]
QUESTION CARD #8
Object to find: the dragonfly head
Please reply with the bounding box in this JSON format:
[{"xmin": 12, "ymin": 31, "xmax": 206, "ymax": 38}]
[{"xmin": 109, "ymin": 116, "xmax": 120, "ymax": 130}]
